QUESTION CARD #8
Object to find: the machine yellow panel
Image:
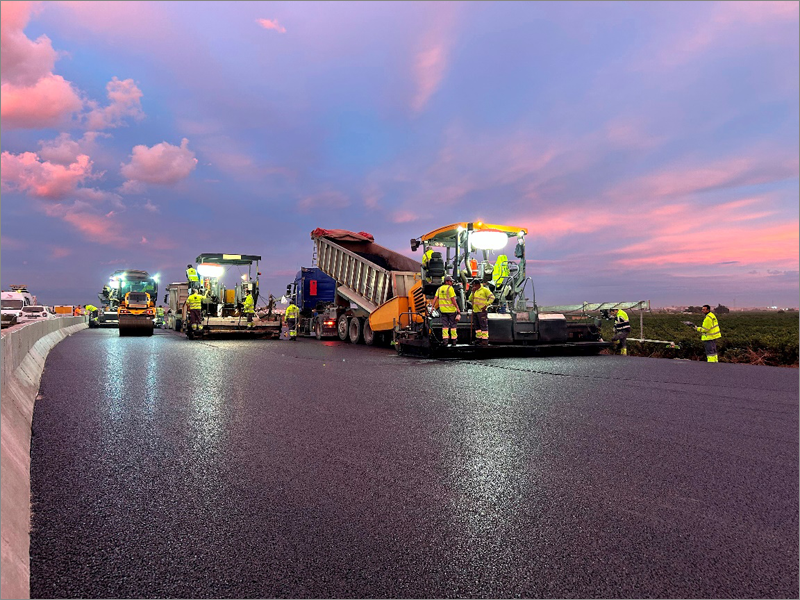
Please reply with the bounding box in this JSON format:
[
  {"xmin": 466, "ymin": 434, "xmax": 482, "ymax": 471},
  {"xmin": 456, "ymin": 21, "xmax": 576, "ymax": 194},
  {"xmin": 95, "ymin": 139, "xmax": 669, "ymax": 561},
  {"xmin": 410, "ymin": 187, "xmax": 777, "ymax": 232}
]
[
  {"xmin": 225, "ymin": 289, "xmax": 236, "ymax": 303},
  {"xmin": 369, "ymin": 296, "xmax": 410, "ymax": 332}
]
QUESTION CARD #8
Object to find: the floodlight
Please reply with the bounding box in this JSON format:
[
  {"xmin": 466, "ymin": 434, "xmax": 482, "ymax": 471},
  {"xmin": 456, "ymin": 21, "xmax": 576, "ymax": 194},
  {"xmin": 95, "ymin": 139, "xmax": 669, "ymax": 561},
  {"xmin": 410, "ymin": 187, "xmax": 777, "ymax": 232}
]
[
  {"xmin": 197, "ymin": 263, "xmax": 224, "ymax": 278},
  {"xmin": 471, "ymin": 230, "xmax": 508, "ymax": 251}
]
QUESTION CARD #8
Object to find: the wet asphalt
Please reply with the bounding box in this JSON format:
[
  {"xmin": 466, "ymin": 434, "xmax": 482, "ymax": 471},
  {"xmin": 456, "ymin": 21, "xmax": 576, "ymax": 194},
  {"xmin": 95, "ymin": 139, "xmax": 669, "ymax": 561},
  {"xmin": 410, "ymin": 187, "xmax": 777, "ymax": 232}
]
[{"xmin": 30, "ymin": 328, "xmax": 798, "ymax": 599}]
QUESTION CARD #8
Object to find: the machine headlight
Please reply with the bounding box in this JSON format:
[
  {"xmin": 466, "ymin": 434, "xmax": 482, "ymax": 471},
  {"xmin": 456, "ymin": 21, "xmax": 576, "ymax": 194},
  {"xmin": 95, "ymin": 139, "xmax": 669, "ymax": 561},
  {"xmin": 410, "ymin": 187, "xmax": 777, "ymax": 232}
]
[
  {"xmin": 471, "ymin": 230, "xmax": 508, "ymax": 251},
  {"xmin": 197, "ymin": 263, "xmax": 224, "ymax": 278}
]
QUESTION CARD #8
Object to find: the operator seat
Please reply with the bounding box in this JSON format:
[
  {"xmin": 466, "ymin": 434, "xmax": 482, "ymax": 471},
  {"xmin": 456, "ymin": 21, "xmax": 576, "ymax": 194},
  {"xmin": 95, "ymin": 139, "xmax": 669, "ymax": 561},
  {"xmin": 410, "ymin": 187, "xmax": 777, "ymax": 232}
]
[{"xmin": 426, "ymin": 252, "xmax": 445, "ymax": 283}]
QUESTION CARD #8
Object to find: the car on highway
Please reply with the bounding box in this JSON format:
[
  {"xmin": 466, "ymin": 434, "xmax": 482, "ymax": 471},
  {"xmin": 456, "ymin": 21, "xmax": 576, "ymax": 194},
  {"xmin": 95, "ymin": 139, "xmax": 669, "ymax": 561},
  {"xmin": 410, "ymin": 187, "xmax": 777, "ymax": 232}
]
[{"xmin": 18, "ymin": 305, "xmax": 56, "ymax": 322}]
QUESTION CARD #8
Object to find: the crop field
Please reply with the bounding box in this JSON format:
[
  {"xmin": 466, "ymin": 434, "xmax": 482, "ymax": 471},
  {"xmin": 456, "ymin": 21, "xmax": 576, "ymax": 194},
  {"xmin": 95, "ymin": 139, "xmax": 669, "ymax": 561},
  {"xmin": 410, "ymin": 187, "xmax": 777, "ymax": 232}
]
[{"xmin": 595, "ymin": 311, "xmax": 799, "ymax": 367}]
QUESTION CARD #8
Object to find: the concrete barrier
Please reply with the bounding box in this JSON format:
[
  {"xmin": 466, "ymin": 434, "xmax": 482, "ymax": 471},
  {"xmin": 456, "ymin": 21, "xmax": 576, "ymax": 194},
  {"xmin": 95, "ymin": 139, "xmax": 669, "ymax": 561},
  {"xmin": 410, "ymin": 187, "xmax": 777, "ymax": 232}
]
[{"xmin": 1, "ymin": 316, "xmax": 87, "ymax": 600}]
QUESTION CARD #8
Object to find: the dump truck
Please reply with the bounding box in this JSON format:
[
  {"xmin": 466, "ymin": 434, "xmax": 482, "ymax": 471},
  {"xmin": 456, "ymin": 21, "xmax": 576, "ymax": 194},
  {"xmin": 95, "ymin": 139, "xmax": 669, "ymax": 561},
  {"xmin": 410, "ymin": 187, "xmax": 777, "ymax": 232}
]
[
  {"xmin": 366, "ymin": 222, "xmax": 612, "ymax": 357},
  {"xmin": 96, "ymin": 270, "xmax": 158, "ymax": 329},
  {"xmin": 165, "ymin": 282, "xmax": 190, "ymax": 331},
  {"xmin": 284, "ymin": 267, "xmax": 338, "ymax": 339},
  {"xmin": 304, "ymin": 228, "xmax": 422, "ymax": 345},
  {"xmin": 182, "ymin": 253, "xmax": 281, "ymax": 339}
]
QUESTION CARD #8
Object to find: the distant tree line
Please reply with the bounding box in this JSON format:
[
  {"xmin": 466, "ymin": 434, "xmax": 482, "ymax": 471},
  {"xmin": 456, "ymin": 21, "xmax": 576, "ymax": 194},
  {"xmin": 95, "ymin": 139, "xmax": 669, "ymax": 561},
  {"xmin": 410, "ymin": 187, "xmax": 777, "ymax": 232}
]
[{"xmin": 685, "ymin": 304, "xmax": 730, "ymax": 314}]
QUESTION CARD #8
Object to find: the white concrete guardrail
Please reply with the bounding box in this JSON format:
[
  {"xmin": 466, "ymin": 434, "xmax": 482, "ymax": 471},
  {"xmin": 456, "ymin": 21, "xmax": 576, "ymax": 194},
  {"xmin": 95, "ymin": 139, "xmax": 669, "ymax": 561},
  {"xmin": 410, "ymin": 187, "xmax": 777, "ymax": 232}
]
[{"xmin": 1, "ymin": 316, "xmax": 87, "ymax": 600}]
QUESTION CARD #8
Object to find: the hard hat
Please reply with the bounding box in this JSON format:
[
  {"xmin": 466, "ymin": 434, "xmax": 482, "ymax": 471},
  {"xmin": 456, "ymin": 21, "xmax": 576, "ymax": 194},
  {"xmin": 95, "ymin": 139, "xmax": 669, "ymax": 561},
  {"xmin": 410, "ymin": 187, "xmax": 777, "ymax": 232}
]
[
  {"xmin": 187, "ymin": 264, "xmax": 192, "ymax": 268},
  {"xmin": 470, "ymin": 278, "xmax": 481, "ymax": 286},
  {"xmin": 443, "ymin": 275, "xmax": 454, "ymax": 282}
]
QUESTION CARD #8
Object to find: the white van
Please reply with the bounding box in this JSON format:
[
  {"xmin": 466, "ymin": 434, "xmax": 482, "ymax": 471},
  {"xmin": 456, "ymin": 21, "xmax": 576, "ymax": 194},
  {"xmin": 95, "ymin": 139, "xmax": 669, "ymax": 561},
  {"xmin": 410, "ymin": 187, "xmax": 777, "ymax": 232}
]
[{"xmin": 2, "ymin": 288, "xmax": 35, "ymax": 324}]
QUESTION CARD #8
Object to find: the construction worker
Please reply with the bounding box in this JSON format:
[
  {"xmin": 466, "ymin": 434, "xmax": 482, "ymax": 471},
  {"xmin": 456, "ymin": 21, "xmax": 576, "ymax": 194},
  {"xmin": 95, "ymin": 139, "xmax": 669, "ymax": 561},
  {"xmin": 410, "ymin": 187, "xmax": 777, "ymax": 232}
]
[
  {"xmin": 422, "ymin": 248, "xmax": 434, "ymax": 267},
  {"xmin": 609, "ymin": 308, "xmax": 631, "ymax": 355},
  {"xmin": 285, "ymin": 301, "xmax": 300, "ymax": 340},
  {"xmin": 186, "ymin": 264, "xmax": 199, "ymax": 291},
  {"xmin": 155, "ymin": 305, "xmax": 165, "ymax": 327},
  {"xmin": 73, "ymin": 305, "xmax": 82, "ymax": 316},
  {"xmin": 185, "ymin": 289, "xmax": 205, "ymax": 333},
  {"xmin": 695, "ymin": 304, "xmax": 722, "ymax": 362},
  {"xmin": 432, "ymin": 275, "xmax": 461, "ymax": 346},
  {"xmin": 468, "ymin": 279, "xmax": 495, "ymax": 346},
  {"xmin": 242, "ymin": 289, "xmax": 255, "ymax": 329}
]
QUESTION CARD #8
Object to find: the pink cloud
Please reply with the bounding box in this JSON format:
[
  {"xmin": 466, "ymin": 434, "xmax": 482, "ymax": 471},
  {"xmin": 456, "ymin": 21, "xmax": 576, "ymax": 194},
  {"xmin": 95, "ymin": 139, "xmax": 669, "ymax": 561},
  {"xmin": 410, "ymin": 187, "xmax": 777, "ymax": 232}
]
[
  {"xmin": 1, "ymin": 75, "xmax": 83, "ymax": 129},
  {"xmin": 61, "ymin": 210, "xmax": 123, "ymax": 245},
  {"xmin": 0, "ymin": 0, "xmax": 55, "ymax": 86},
  {"xmin": 50, "ymin": 246, "xmax": 72, "ymax": 259},
  {"xmin": 37, "ymin": 132, "xmax": 108, "ymax": 166},
  {"xmin": 297, "ymin": 191, "xmax": 350, "ymax": 213},
  {"xmin": 257, "ymin": 18, "xmax": 286, "ymax": 34},
  {"xmin": 392, "ymin": 211, "xmax": 418, "ymax": 224},
  {"xmin": 609, "ymin": 156, "xmax": 799, "ymax": 202},
  {"xmin": 0, "ymin": 150, "xmax": 94, "ymax": 199},
  {"xmin": 84, "ymin": 77, "xmax": 145, "ymax": 130},
  {"xmin": 410, "ymin": 5, "xmax": 458, "ymax": 113},
  {"xmin": 120, "ymin": 138, "xmax": 198, "ymax": 186}
]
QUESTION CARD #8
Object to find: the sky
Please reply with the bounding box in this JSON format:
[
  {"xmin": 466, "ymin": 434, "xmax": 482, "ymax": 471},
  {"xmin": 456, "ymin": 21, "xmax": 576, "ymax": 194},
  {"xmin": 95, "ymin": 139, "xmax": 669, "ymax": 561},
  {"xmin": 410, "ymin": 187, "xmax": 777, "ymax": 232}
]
[{"xmin": 1, "ymin": 0, "xmax": 798, "ymax": 309}]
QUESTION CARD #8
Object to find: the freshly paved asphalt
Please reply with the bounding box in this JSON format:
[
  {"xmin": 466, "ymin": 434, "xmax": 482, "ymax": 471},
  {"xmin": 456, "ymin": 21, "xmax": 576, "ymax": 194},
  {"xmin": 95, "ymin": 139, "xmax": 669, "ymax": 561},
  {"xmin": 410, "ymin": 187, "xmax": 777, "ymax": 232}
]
[{"xmin": 30, "ymin": 328, "xmax": 798, "ymax": 598}]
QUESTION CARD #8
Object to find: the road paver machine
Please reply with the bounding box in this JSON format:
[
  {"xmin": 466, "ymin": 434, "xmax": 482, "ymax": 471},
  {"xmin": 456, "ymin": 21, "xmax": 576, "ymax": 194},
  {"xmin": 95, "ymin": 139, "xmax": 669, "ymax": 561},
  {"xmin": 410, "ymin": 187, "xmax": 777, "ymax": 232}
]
[
  {"xmin": 183, "ymin": 253, "xmax": 281, "ymax": 339},
  {"xmin": 368, "ymin": 222, "xmax": 610, "ymax": 357}
]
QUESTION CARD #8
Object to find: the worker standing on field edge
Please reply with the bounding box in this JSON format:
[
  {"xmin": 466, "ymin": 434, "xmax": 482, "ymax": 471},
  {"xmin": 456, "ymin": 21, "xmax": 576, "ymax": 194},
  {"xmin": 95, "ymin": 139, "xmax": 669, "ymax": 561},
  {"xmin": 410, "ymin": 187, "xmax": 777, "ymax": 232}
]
[
  {"xmin": 693, "ymin": 304, "xmax": 722, "ymax": 362},
  {"xmin": 609, "ymin": 308, "xmax": 631, "ymax": 355},
  {"xmin": 468, "ymin": 279, "xmax": 494, "ymax": 346},
  {"xmin": 242, "ymin": 289, "xmax": 255, "ymax": 329},
  {"xmin": 285, "ymin": 301, "xmax": 299, "ymax": 340},
  {"xmin": 185, "ymin": 289, "xmax": 204, "ymax": 333},
  {"xmin": 432, "ymin": 275, "xmax": 461, "ymax": 346}
]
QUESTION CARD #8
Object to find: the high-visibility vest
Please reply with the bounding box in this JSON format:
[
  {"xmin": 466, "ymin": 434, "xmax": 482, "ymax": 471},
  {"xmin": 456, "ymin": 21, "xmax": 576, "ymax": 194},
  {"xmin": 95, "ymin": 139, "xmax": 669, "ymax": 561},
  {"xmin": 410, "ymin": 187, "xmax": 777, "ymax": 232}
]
[
  {"xmin": 613, "ymin": 309, "xmax": 631, "ymax": 332},
  {"xmin": 469, "ymin": 286, "xmax": 495, "ymax": 312},
  {"xmin": 436, "ymin": 285, "xmax": 458, "ymax": 313},
  {"xmin": 699, "ymin": 312, "xmax": 721, "ymax": 341},
  {"xmin": 243, "ymin": 295, "xmax": 255, "ymax": 314},
  {"xmin": 492, "ymin": 255, "xmax": 510, "ymax": 286},
  {"xmin": 422, "ymin": 249, "xmax": 434, "ymax": 266},
  {"xmin": 156, "ymin": 307, "xmax": 165, "ymax": 317},
  {"xmin": 469, "ymin": 259, "xmax": 478, "ymax": 276},
  {"xmin": 187, "ymin": 293, "xmax": 203, "ymax": 310},
  {"xmin": 186, "ymin": 268, "xmax": 199, "ymax": 282},
  {"xmin": 285, "ymin": 304, "xmax": 299, "ymax": 319},
  {"xmin": 86, "ymin": 304, "xmax": 97, "ymax": 312}
]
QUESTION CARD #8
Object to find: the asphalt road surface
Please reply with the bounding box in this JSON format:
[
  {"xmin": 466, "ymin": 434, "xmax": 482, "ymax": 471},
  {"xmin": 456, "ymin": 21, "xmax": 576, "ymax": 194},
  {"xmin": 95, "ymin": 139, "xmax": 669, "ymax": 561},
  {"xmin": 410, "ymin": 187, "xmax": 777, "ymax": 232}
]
[{"xmin": 30, "ymin": 328, "xmax": 798, "ymax": 598}]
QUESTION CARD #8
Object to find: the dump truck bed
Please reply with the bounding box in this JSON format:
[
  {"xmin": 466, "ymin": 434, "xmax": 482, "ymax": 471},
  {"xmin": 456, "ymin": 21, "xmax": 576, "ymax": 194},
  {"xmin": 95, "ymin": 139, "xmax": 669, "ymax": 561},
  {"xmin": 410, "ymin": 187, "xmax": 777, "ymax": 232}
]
[{"xmin": 311, "ymin": 229, "xmax": 420, "ymax": 313}]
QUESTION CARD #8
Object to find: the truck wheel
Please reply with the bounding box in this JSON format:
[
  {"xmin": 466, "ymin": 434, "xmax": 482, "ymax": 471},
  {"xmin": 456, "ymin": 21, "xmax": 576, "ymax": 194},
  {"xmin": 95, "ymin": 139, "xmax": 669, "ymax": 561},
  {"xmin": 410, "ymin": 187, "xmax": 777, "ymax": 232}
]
[
  {"xmin": 337, "ymin": 314, "xmax": 349, "ymax": 341},
  {"xmin": 315, "ymin": 321, "xmax": 323, "ymax": 340},
  {"xmin": 348, "ymin": 317, "xmax": 363, "ymax": 344},
  {"xmin": 363, "ymin": 320, "xmax": 375, "ymax": 346}
]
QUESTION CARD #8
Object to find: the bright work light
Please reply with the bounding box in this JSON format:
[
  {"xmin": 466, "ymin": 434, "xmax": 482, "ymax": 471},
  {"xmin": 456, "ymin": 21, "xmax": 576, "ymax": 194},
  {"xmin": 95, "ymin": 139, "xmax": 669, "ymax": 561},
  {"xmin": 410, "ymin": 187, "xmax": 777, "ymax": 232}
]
[
  {"xmin": 471, "ymin": 230, "xmax": 508, "ymax": 250},
  {"xmin": 197, "ymin": 263, "xmax": 224, "ymax": 278}
]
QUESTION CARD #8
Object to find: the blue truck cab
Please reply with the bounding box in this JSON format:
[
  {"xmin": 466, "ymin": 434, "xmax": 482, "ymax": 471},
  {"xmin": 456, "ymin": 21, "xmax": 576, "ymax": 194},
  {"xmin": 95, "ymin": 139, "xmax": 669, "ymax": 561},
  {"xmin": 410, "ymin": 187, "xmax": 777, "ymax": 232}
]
[{"xmin": 288, "ymin": 267, "xmax": 339, "ymax": 338}]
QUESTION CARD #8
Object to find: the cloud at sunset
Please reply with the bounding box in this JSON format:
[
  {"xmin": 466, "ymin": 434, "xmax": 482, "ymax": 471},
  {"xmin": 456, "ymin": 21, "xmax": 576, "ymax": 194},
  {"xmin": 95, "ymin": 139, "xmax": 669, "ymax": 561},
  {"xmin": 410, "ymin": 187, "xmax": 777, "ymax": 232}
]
[
  {"xmin": 0, "ymin": 150, "xmax": 95, "ymax": 199},
  {"xmin": 84, "ymin": 77, "xmax": 145, "ymax": 130},
  {"xmin": 257, "ymin": 18, "xmax": 286, "ymax": 34},
  {"xmin": 120, "ymin": 138, "xmax": 198, "ymax": 187}
]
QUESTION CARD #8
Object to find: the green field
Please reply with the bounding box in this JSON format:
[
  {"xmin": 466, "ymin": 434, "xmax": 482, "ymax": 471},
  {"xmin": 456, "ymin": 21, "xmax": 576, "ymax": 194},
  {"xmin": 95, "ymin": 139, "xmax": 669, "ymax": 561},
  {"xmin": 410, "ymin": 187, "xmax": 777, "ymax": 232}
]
[{"xmin": 595, "ymin": 311, "xmax": 799, "ymax": 367}]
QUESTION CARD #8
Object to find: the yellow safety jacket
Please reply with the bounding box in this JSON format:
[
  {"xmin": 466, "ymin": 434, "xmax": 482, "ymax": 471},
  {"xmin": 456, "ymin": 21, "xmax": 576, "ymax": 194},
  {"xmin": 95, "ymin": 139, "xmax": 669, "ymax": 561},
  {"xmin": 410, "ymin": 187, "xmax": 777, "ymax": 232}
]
[
  {"xmin": 85, "ymin": 304, "xmax": 97, "ymax": 313},
  {"xmin": 285, "ymin": 304, "xmax": 299, "ymax": 319},
  {"xmin": 187, "ymin": 293, "xmax": 204, "ymax": 310},
  {"xmin": 243, "ymin": 295, "xmax": 255, "ymax": 314},
  {"xmin": 469, "ymin": 286, "xmax": 495, "ymax": 312},
  {"xmin": 156, "ymin": 307, "xmax": 165, "ymax": 317},
  {"xmin": 436, "ymin": 285, "xmax": 458, "ymax": 313},
  {"xmin": 492, "ymin": 255, "xmax": 510, "ymax": 286},
  {"xmin": 422, "ymin": 249, "xmax": 434, "ymax": 266},
  {"xmin": 698, "ymin": 312, "xmax": 721, "ymax": 341},
  {"xmin": 614, "ymin": 309, "xmax": 631, "ymax": 332},
  {"xmin": 186, "ymin": 268, "xmax": 199, "ymax": 282}
]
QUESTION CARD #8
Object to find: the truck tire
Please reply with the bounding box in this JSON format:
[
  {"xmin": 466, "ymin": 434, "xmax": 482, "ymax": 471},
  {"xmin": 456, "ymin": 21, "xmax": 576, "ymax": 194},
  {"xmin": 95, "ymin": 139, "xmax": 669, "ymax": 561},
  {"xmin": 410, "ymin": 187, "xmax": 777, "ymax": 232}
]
[
  {"xmin": 348, "ymin": 317, "xmax": 363, "ymax": 344},
  {"xmin": 315, "ymin": 321, "xmax": 323, "ymax": 340},
  {"xmin": 337, "ymin": 314, "xmax": 349, "ymax": 341},
  {"xmin": 363, "ymin": 320, "xmax": 375, "ymax": 346}
]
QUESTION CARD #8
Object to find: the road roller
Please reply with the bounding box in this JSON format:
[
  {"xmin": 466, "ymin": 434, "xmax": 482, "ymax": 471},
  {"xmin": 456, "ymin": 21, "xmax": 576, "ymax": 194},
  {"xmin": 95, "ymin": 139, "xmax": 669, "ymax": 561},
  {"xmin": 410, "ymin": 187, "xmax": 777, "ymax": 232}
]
[{"xmin": 118, "ymin": 291, "xmax": 155, "ymax": 336}]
